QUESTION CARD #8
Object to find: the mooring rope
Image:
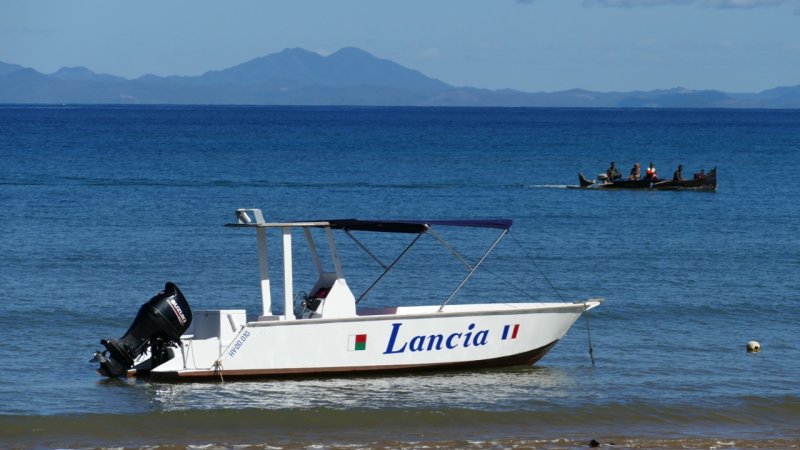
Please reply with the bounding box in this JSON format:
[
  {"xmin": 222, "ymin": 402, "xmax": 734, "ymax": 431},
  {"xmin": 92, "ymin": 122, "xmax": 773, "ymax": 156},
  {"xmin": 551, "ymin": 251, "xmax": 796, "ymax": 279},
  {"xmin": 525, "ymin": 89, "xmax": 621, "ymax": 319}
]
[
  {"xmin": 213, "ymin": 360, "xmax": 225, "ymax": 382},
  {"xmin": 508, "ymin": 230, "xmax": 566, "ymax": 302},
  {"xmin": 584, "ymin": 303, "xmax": 596, "ymax": 367},
  {"xmin": 509, "ymin": 230, "xmax": 595, "ymax": 366}
]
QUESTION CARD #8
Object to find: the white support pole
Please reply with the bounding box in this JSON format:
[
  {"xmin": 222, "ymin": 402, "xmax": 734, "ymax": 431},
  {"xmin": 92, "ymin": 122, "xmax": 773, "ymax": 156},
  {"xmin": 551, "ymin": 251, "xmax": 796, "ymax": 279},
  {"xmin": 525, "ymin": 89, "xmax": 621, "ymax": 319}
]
[
  {"xmin": 282, "ymin": 227, "xmax": 295, "ymax": 320},
  {"xmin": 256, "ymin": 227, "xmax": 272, "ymax": 316},
  {"xmin": 304, "ymin": 228, "xmax": 323, "ymax": 276},
  {"xmin": 325, "ymin": 227, "xmax": 344, "ymax": 279},
  {"xmin": 438, "ymin": 229, "xmax": 508, "ymax": 312}
]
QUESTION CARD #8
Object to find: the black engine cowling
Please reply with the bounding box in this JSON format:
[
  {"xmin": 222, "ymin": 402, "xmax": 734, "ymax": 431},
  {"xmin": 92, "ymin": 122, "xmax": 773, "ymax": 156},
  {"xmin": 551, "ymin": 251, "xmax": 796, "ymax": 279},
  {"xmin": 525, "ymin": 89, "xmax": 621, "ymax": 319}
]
[{"xmin": 95, "ymin": 282, "xmax": 192, "ymax": 378}]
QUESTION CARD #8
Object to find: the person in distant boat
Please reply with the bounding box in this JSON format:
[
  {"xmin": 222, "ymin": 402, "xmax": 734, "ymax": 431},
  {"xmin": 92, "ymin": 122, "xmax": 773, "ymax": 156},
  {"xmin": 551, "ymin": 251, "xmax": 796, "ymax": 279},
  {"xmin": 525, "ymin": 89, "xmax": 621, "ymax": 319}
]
[
  {"xmin": 673, "ymin": 165, "xmax": 684, "ymax": 181},
  {"xmin": 606, "ymin": 162, "xmax": 621, "ymax": 181},
  {"xmin": 645, "ymin": 162, "xmax": 658, "ymax": 180},
  {"xmin": 629, "ymin": 163, "xmax": 641, "ymax": 180},
  {"xmin": 694, "ymin": 169, "xmax": 706, "ymax": 180}
]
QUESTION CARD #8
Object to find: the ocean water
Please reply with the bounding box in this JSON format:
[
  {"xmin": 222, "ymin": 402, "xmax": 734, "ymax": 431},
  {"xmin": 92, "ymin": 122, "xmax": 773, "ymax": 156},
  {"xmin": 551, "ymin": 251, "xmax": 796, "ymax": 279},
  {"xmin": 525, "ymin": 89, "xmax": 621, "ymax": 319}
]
[{"xmin": 0, "ymin": 105, "xmax": 798, "ymax": 449}]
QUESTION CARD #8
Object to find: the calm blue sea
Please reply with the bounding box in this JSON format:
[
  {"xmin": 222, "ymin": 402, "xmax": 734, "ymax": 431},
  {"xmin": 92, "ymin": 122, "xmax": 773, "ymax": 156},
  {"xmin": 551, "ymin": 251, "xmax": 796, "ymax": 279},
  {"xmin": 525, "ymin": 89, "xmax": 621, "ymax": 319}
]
[{"xmin": 1, "ymin": 105, "xmax": 799, "ymax": 449}]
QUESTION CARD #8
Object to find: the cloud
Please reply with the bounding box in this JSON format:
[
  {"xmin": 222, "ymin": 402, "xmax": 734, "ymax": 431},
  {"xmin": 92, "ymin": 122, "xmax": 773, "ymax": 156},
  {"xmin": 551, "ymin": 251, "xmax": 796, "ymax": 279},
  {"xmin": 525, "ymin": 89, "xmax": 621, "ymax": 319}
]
[
  {"xmin": 703, "ymin": 0, "xmax": 784, "ymax": 7},
  {"xmin": 516, "ymin": 0, "xmax": 799, "ymax": 13},
  {"xmin": 583, "ymin": 0, "xmax": 691, "ymax": 6},
  {"xmin": 581, "ymin": 0, "xmax": 788, "ymax": 7}
]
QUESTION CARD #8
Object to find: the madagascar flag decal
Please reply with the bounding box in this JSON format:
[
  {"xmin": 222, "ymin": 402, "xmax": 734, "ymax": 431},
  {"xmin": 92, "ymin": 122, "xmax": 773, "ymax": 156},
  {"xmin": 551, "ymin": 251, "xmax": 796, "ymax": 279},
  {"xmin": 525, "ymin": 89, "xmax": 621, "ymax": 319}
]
[
  {"xmin": 348, "ymin": 333, "xmax": 367, "ymax": 351},
  {"xmin": 501, "ymin": 324, "xmax": 520, "ymax": 340}
]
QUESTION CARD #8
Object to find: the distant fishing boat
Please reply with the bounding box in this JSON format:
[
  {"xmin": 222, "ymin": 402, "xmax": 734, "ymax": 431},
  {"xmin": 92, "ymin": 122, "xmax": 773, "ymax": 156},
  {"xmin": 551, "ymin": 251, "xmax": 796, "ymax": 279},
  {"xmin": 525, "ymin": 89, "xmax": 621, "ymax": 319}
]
[
  {"xmin": 94, "ymin": 209, "xmax": 600, "ymax": 381},
  {"xmin": 576, "ymin": 167, "xmax": 717, "ymax": 191}
]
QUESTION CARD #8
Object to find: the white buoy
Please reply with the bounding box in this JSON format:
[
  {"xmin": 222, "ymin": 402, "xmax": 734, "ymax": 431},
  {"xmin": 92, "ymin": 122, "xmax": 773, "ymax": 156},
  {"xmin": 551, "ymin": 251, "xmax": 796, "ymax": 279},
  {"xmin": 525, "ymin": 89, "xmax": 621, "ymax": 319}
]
[{"xmin": 747, "ymin": 341, "xmax": 761, "ymax": 353}]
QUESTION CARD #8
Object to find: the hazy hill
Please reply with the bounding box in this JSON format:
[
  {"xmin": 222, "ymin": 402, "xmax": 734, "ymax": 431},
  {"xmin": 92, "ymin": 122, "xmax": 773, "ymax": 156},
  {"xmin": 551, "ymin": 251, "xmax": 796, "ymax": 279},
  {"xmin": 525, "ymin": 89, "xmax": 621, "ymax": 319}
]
[
  {"xmin": 0, "ymin": 61, "xmax": 24, "ymax": 76},
  {"xmin": 0, "ymin": 47, "xmax": 798, "ymax": 107},
  {"xmin": 51, "ymin": 66, "xmax": 125, "ymax": 83},
  {"xmin": 198, "ymin": 47, "xmax": 449, "ymax": 91}
]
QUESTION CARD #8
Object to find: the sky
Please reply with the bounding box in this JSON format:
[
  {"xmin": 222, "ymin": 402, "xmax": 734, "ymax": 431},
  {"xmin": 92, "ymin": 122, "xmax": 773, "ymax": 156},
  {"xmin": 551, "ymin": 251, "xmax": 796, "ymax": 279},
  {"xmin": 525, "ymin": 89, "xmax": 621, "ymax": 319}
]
[{"xmin": 1, "ymin": 0, "xmax": 798, "ymax": 93}]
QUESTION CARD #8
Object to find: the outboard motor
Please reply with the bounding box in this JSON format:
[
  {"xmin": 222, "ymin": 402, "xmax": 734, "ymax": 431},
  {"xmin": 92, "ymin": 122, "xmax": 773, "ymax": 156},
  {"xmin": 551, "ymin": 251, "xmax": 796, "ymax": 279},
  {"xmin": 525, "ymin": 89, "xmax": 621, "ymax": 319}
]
[{"xmin": 94, "ymin": 282, "xmax": 192, "ymax": 378}]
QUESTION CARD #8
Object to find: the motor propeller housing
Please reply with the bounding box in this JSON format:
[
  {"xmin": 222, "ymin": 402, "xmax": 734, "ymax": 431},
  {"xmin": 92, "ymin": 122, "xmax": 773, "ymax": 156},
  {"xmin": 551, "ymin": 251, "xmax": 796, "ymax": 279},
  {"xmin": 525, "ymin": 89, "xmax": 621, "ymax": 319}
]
[{"xmin": 95, "ymin": 282, "xmax": 192, "ymax": 378}]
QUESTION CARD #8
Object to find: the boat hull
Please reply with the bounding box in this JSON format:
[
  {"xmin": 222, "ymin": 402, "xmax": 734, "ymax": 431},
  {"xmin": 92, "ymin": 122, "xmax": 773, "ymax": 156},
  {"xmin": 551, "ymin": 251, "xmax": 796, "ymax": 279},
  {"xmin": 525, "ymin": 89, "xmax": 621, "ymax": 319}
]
[
  {"xmin": 148, "ymin": 341, "xmax": 559, "ymax": 381},
  {"xmin": 578, "ymin": 168, "xmax": 717, "ymax": 191},
  {"xmin": 142, "ymin": 302, "xmax": 595, "ymax": 380}
]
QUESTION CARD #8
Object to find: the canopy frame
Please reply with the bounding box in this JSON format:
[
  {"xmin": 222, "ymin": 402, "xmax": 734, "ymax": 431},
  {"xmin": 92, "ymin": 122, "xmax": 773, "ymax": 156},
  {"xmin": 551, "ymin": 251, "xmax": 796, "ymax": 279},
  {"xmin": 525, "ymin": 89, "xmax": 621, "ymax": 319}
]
[{"xmin": 226, "ymin": 210, "xmax": 514, "ymax": 312}]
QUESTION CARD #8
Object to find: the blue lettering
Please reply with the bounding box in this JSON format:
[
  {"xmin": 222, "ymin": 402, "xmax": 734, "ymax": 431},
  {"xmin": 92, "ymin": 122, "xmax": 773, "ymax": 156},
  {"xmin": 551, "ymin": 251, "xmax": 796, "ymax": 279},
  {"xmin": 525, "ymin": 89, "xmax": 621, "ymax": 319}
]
[
  {"xmin": 383, "ymin": 323, "xmax": 407, "ymax": 354},
  {"xmin": 474, "ymin": 330, "xmax": 489, "ymax": 346},
  {"xmin": 446, "ymin": 332, "xmax": 461, "ymax": 349},
  {"xmin": 384, "ymin": 323, "xmax": 490, "ymax": 355},
  {"xmin": 463, "ymin": 323, "xmax": 476, "ymax": 347},
  {"xmin": 227, "ymin": 330, "xmax": 251, "ymax": 358},
  {"xmin": 409, "ymin": 335, "xmax": 425, "ymax": 352},
  {"xmin": 427, "ymin": 334, "xmax": 444, "ymax": 351}
]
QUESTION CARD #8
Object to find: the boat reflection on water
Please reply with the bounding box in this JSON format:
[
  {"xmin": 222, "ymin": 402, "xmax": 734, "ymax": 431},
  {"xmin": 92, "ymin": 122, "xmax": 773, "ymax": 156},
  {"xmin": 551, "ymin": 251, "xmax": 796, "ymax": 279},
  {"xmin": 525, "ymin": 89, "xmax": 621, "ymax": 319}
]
[{"xmin": 143, "ymin": 365, "xmax": 578, "ymax": 411}]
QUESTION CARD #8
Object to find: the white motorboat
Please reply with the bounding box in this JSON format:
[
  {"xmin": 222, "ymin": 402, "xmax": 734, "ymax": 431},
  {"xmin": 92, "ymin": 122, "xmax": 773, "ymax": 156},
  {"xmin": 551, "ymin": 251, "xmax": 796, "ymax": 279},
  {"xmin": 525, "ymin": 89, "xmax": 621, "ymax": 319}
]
[{"xmin": 94, "ymin": 208, "xmax": 601, "ymax": 380}]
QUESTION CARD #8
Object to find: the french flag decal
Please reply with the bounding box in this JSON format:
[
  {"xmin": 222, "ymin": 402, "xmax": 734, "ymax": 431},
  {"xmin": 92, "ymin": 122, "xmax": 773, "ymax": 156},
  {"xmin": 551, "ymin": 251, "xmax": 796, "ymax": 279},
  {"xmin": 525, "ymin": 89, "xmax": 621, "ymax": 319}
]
[{"xmin": 502, "ymin": 324, "xmax": 520, "ymax": 340}]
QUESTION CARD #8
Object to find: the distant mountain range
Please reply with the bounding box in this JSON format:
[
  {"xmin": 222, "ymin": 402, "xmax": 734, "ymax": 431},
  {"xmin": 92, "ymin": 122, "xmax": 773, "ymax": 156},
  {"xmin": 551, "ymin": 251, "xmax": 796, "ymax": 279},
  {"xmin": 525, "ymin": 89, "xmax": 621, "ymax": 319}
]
[{"xmin": 1, "ymin": 47, "xmax": 799, "ymax": 108}]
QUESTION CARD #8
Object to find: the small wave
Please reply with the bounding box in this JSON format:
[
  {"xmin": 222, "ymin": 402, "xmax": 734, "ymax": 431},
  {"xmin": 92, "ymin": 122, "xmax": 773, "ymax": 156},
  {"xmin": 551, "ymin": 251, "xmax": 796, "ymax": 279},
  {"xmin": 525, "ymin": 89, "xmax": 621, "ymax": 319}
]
[
  {"xmin": 531, "ymin": 184, "xmax": 575, "ymax": 189},
  {"xmin": 3, "ymin": 398, "xmax": 799, "ymax": 448},
  {"xmin": 0, "ymin": 177, "xmax": 475, "ymax": 190}
]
